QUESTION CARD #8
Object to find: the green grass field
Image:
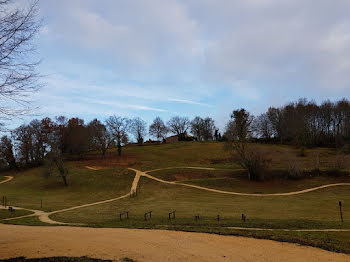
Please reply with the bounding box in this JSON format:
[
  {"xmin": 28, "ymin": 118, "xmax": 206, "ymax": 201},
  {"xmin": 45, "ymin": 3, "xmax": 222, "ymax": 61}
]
[
  {"xmin": 0, "ymin": 166, "xmax": 134, "ymax": 211},
  {"xmin": 148, "ymin": 168, "xmax": 350, "ymax": 193},
  {"xmin": 1, "ymin": 142, "xmax": 350, "ymax": 253},
  {"xmin": 0, "ymin": 209, "xmax": 33, "ymax": 220},
  {"xmin": 51, "ymin": 176, "xmax": 350, "ymax": 226}
]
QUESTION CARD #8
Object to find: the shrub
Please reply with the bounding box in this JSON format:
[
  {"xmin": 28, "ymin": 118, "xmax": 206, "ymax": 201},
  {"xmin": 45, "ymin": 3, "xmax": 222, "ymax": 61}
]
[
  {"xmin": 341, "ymin": 144, "xmax": 350, "ymax": 155},
  {"xmin": 242, "ymin": 149, "xmax": 271, "ymax": 181},
  {"xmin": 287, "ymin": 158, "xmax": 304, "ymax": 179}
]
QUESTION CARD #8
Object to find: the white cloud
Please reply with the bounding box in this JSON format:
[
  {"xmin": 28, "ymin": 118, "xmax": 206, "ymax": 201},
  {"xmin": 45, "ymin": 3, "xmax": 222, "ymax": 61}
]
[
  {"xmin": 83, "ymin": 98, "xmax": 167, "ymax": 113},
  {"xmin": 39, "ymin": 25, "xmax": 50, "ymax": 34},
  {"xmin": 168, "ymin": 98, "xmax": 212, "ymax": 107},
  {"xmin": 195, "ymin": 0, "xmax": 350, "ymax": 92},
  {"xmin": 41, "ymin": 0, "xmax": 200, "ymax": 68},
  {"xmin": 33, "ymin": 0, "xmax": 350, "ymax": 124}
]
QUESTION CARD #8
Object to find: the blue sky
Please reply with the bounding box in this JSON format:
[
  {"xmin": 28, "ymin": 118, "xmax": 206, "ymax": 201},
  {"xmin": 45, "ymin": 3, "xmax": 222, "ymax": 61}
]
[{"xmin": 11, "ymin": 0, "xmax": 350, "ymax": 131}]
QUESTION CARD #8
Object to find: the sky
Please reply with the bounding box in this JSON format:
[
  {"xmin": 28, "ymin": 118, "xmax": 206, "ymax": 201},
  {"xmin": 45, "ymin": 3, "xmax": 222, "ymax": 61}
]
[{"xmin": 11, "ymin": 0, "xmax": 350, "ymax": 131}]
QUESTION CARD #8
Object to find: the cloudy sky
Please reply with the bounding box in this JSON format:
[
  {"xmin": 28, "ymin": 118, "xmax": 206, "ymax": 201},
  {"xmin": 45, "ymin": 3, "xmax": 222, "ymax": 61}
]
[{"xmin": 21, "ymin": 0, "xmax": 350, "ymax": 130}]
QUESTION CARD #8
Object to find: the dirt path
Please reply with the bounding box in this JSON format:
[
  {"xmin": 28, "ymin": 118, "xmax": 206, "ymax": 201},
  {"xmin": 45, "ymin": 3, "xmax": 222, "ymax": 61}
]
[
  {"xmin": 143, "ymin": 168, "xmax": 350, "ymax": 196},
  {"xmin": 3, "ymin": 170, "xmax": 140, "ymax": 225},
  {"xmin": 0, "ymin": 224, "xmax": 348, "ymax": 262},
  {"xmin": 145, "ymin": 166, "xmax": 218, "ymax": 173},
  {"xmin": 85, "ymin": 166, "xmax": 99, "ymax": 170},
  {"xmin": 0, "ymin": 176, "xmax": 13, "ymax": 184},
  {"xmin": 1, "ymin": 167, "xmax": 350, "ymax": 231},
  {"xmin": 129, "ymin": 168, "xmax": 141, "ymax": 193}
]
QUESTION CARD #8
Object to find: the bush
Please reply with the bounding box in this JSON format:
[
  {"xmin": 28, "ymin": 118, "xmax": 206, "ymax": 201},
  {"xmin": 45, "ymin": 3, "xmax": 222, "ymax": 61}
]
[
  {"xmin": 332, "ymin": 154, "xmax": 345, "ymax": 170},
  {"xmin": 297, "ymin": 147, "xmax": 306, "ymax": 157},
  {"xmin": 243, "ymin": 149, "xmax": 271, "ymax": 181},
  {"xmin": 287, "ymin": 158, "xmax": 304, "ymax": 179},
  {"xmin": 178, "ymin": 133, "xmax": 195, "ymax": 141},
  {"xmin": 341, "ymin": 144, "xmax": 350, "ymax": 155}
]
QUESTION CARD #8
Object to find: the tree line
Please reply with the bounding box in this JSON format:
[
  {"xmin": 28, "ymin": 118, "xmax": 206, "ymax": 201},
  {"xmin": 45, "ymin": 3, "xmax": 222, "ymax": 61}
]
[
  {"xmin": 0, "ymin": 98, "xmax": 349, "ymax": 170},
  {"xmin": 0, "ymin": 115, "xmax": 218, "ymax": 169},
  {"xmin": 224, "ymin": 98, "xmax": 350, "ymax": 181},
  {"xmin": 252, "ymin": 98, "xmax": 350, "ymax": 147}
]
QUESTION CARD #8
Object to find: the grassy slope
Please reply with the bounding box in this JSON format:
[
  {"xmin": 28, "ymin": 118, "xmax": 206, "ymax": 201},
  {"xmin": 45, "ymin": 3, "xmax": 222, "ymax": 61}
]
[
  {"xmin": 124, "ymin": 141, "xmax": 350, "ymax": 171},
  {"xmin": 124, "ymin": 142, "xmax": 238, "ymax": 170},
  {"xmin": 2, "ymin": 142, "xmax": 350, "ymax": 253},
  {"xmin": 149, "ymin": 168, "xmax": 350, "ymax": 193},
  {"xmin": 182, "ymin": 176, "xmax": 350, "ymax": 194},
  {"xmin": 51, "ymin": 176, "xmax": 350, "ymax": 253},
  {"xmin": 0, "ymin": 166, "xmax": 135, "ymax": 211},
  {"xmin": 53, "ymin": 176, "xmax": 350, "ymax": 227}
]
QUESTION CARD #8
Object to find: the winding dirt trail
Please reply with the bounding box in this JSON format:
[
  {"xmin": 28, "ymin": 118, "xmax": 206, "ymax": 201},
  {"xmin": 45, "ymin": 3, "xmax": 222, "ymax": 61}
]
[
  {"xmin": 85, "ymin": 166, "xmax": 99, "ymax": 170},
  {"xmin": 1, "ymin": 167, "xmax": 350, "ymax": 260},
  {"xmin": 1, "ymin": 167, "xmax": 350, "ymax": 231},
  {"xmin": 0, "ymin": 176, "xmax": 13, "ymax": 185},
  {"xmin": 0, "ymin": 224, "xmax": 349, "ymax": 262},
  {"xmin": 143, "ymin": 167, "xmax": 350, "ymax": 196}
]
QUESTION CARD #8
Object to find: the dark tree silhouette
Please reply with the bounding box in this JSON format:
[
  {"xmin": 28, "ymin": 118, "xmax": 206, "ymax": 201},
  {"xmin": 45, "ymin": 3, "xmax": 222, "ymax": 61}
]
[
  {"xmin": 106, "ymin": 116, "xmax": 130, "ymax": 156},
  {"xmin": 149, "ymin": 117, "xmax": 168, "ymax": 140},
  {"xmin": 167, "ymin": 116, "xmax": 190, "ymax": 135},
  {"xmin": 130, "ymin": 117, "xmax": 147, "ymax": 145}
]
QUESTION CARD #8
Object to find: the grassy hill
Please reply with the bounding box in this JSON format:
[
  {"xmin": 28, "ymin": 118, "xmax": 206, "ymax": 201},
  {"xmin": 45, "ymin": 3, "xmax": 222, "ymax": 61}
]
[
  {"xmin": 0, "ymin": 165, "xmax": 135, "ymax": 212},
  {"xmin": 1, "ymin": 141, "xmax": 350, "ymax": 253},
  {"xmin": 123, "ymin": 141, "xmax": 350, "ymax": 171}
]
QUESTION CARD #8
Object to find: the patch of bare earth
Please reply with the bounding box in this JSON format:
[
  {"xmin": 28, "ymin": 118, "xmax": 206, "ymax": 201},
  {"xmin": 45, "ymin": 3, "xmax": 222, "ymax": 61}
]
[
  {"xmin": 0, "ymin": 224, "xmax": 349, "ymax": 262},
  {"xmin": 74, "ymin": 153, "xmax": 139, "ymax": 170}
]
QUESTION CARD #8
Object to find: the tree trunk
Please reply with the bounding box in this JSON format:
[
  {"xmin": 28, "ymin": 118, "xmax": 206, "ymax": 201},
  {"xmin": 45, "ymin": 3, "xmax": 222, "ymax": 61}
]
[
  {"xmin": 117, "ymin": 143, "xmax": 122, "ymax": 156},
  {"xmin": 62, "ymin": 175, "xmax": 68, "ymax": 186}
]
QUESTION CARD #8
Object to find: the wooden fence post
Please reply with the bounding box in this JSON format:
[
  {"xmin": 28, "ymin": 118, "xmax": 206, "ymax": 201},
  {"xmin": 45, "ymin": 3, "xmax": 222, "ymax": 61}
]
[
  {"xmin": 144, "ymin": 211, "xmax": 152, "ymax": 221},
  {"xmin": 120, "ymin": 211, "xmax": 129, "ymax": 221},
  {"xmin": 3, "ymin": 196, "xmax": 7, "ymax": 208},
  {"xmin": 168, "ymin": 211, "xmax": 176, "ymax": 220},
  {"xmin": 339, "ymin": 201, "xmax": 344, "ymax": 223}
]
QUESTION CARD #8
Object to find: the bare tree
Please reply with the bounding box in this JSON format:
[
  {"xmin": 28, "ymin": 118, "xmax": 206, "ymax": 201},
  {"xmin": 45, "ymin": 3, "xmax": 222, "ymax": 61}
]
[
  {"xmin": 0, "ymin": 0, "xmax": 41, "ymax": 123},
  {"xmin": 12, "ymin": 124, "xmax": 33, "ymax": 165},
  {"xmin": 190, "ymin": 116, "xmax": 203, "ymax": 141},
  {"xmin": 167, "ymin": 116, "xmax": 190, "ymax": 135},
  {"xmin": 149, "ymin": 116, "xmax": 168, "ymax": 140},
  {"xmin": 267, "ymin": 107, "xmax": 284, "ymax": 142},
  {"xmin": 224, "ymin": 109, "xmax": 268, "ymax": 181},
  {"xmin": 106, "ymin": 116, "xmax": 130, "ymax": 156},
  {"xmin": 44, "ymin": 151, "xmax": 69, "ymax": 186},
  {"xmin": 202, "ymin": 117, "xmax": 216, "ymax": 141},
  {"xmin": 88, "ymin": 119, "xmax": 113, "ymax": 157},
  {"xmin": 253, "ymin": 113, "xmax": 273, "ymax": 140},
  {"xmin": 191, "ymin": 116, "xmax": 216, "ymax": 141},
  {"xmin": 130, "ymin": 117, "xmax": 147, "ymax": 145}
]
